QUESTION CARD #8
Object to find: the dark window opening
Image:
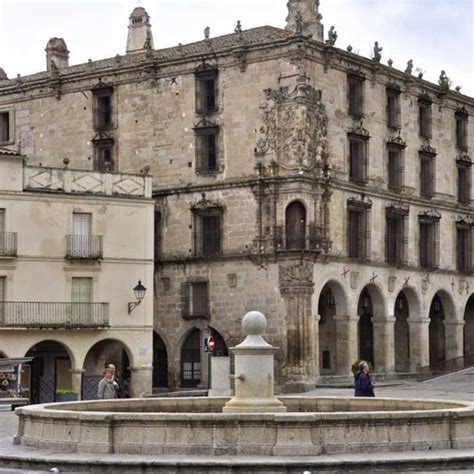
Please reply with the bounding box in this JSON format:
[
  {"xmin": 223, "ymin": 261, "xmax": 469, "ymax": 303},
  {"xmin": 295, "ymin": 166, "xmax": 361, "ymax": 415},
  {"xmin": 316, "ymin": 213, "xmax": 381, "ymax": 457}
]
[
  {"xmin": 349, "ymin": 137, "xmax": 367, "ymax": 183},
  {"xmin": 420, "ymin": 153, "xmax": 435, "ymax": 198},
  {"xmin": 348, "ymin": 75, "xmax": 364, "ymax": 118},
  {"xmin": 388, "ymin": 147, "xmax": 403, "ymax": 191},
  {"xmin": 348, "ymin": 208, "xmax": 368, "ymax": 260},
  {"xmin": 285, "ymin": 201, "xmax": 306, "ymax": 250},
  {"xmin": 0, "ymin": 112, "xmax": 9, "ymax": 143},
  {"xmin": 193, "ymin": 209, "xmax": 222, "ymax": 257},
  {"xmin": 196, "ymin": 71, "xmax": 218, "ymax": 114},
  {"xmin": 322, "ymin": 350, "xmax": 331, "ymax": 370},
  {"xmin": 386, "ymin": 89, "xmax": 401, "ymax": 129},
  {"xmin": 93, "ymin": 92, "xmax": 113, "ymax": 130},
  {"xmin": 94, "ymin": 143, "xmax": 114, "ymax": 172},
  {"xmin": 458, "ymin": 162, "xmax": 471, "ymax": 204},
  {"xmin": 182, "ymin": 282, "xmax": 209, "ymax": 318},
  {"xmin": 456, "ymin": 112, "xmax": 468, "ymax": 150},
  {"xmin": 456, "ymin": 225, "xmax": 472, "ymax": 273},
  {"xmin": 386, "ymin": 214, "xmax": 405, "ymax": 266},
  {"xmin": 419, "ymin": 218, "xmax": 439, "ymax": 269},
  {"xmin": 419, "ymin": 100, "xmax": 432, "ymax": 138},
  {"xmin": 195, "ymin": 127, "xmax": 218, "ymax": 173}
]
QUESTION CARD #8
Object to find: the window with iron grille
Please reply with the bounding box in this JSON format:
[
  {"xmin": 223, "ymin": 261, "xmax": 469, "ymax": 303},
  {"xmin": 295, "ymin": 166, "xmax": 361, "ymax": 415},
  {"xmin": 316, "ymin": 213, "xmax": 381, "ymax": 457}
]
[
  {"xmin": 456, "ymin": 224, "xmax": 472, "ymax": 273},
  {"xmin": 93, "ymin": 140, "xmax": 114, "ymax": 172},
  {"xmin": 347, "ymin": 206, "xmax": 369, "ymax": 260},
  {"xmin": 418, "ymin": 99, "xmax": 432, "ymax": 138},
  {"xmin": 387, "ymin": 145, "xmax": 404, "ymax": 191},
  {"xmin": 195, "ymin": 127, "xmax": 218, "ymax": 174},
  {"xmin": 349, "ymin": 136, "xmax": 368, "ymax": 183},
  {"xmin": 93, "ymin": 90, "xmax": 113, "ymax": 130},
  {"xmin": 385, "ymin": 208, "xmax": 408, "ymax": 266},
  {"xmin": 348, "ymin": 75, "xmax": 364, "ymax": 118},
  {"xmin": 193, "ymin": 208, "xmax": 222, "ymax": 257},
  {"xmin": 457, "ymin": 160, "xmax": 471, "ymax": 204},
  {"xmin": 181, "ymin": 281, "xmax": 209, "ymax": 318},
  {"xmin": 0, "ymin": 112, "xmax": 9, "ymax": 143},
  {"xmin": 419, "ymin": 217, "xmax": 439, "ymax": 269},
  {"xmin": 420, "ymin": 152, "xmax": 435, "ymax": 198},
  {"xmin": 196, "ymin": 70, "xmax": 218, "ymax": 114},
  {"xmin": 386, "ymin": 88, "xmax": 401, "ymax": 129},
  {"xmin": 455, "ymin": 111, "xmax": 468, "ymax": 151}
]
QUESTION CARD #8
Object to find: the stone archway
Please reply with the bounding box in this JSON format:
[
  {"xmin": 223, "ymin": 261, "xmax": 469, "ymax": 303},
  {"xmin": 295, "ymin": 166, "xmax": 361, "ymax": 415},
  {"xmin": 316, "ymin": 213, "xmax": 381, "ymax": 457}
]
[
  {"xmin": 394, "ymin": 291, "xmax": 410, "ymax": 372},
  {"xmin": 153, "ymin": 332, "xmax": 168, "ymax": 388},
  {"xmin": 25, "ymin": 340, "xmax": 73, "ymax": 404},
  {"xmin": 82, "ymin": 339, "xmax": 132, "ymax": 400},
  {"xmin": 464, "ymin": 295, "xmax": 474, "ymax": 357},
  {"xmin": 429, "ymin": 294, "xmax": 445, "ymax": 365}
]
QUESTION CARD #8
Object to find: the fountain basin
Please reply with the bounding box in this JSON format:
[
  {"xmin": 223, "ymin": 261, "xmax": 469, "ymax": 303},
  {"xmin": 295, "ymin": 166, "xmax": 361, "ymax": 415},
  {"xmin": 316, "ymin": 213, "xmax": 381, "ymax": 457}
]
[{"xmin": 14, "ymin": 396, "xmax": 474, "ymax": 456}]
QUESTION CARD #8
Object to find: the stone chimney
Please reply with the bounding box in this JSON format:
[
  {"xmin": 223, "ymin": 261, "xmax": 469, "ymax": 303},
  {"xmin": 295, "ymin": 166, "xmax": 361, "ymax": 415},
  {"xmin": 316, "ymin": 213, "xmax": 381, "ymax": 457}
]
[
  {"xmin": 126, "ymin": 6, "xmax": 154, "ymax": 54},
  {"xmin": 45, "ymin": 38, "xmax": 69, "ymax": 71},
  {"xmin": 286, "ymin": 0, "xmax": 324, "ymax": 42}
]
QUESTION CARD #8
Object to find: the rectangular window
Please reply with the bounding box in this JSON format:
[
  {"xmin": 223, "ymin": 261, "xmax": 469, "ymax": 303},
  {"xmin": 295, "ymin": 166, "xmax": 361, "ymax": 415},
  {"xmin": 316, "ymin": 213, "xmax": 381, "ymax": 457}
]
[
  {"xmin": 182, "ymin": 281, "xmax": 209, "ymax": 318},
  {"xmin": 348, "ymin": 208, "xmax": 368, "ymax": 260},
  {"xmin": 419, "ymin": 219, "xmax": 438, "ymax": 269},
  {"xmin": 457, "ymin": 225, "xmax": 471, "ymax": 273},
  {"xmin": 196, "ymin": 71, "xmax": 218, "ymax": 114},
  {"xmin": 388, "ymin": 146, "xmax": 403, "ymax": 191},
  {"xmin": 71, "ymin": 277, "xmax": 92, "ymax": 323},
  {"xmin": 349, "ymin": 137, "xmax": 367, "ymax": 182},
  {"xmin": 456, "ymin": 112, "xmax": 468, "ymax": 150},
  {"xmin": 193, "ymin": 209, "xmax": 222, "ymax": 257},
  {"xmin": 0, "ymin": 112, "xmax": 9, "ymax": 143},
  {"xmin": 386, "ymin": 89, "xmax": 401, "ymax": 129},
  {"xmin": 93, "ymin": 142, "xmax": 114, "ymax": 172},
  {"xmin": 420, "ymin": 153, "xmax": 435, "ymax": 198},
  {"xmin": 458, "ymin": 162, "xmax": 471, "ymax": 204},
  {"xmin": 348, "ymin": 75, "xmax": 364, "ymax": 118},
  {"xmin": 195, "ymin": 127, "xmax": 218, "ymax": 173},
  {"xmin": 93, "ymin": 91, "xmax": 113, "ymax": 130},
  {"xmin": 386, "ymin": 214, "xmax": 405, "ymax": 266},
  {"xmin": 0, "ymin": 276, "xmax": 5, "ymax": 320},
  {"xmin": 419, "ymin": 100, "xmax": 432, "ymax": 138},
  {"xmin": 0, "ymin": 209, "xmax": 4, "ymax": 233}
]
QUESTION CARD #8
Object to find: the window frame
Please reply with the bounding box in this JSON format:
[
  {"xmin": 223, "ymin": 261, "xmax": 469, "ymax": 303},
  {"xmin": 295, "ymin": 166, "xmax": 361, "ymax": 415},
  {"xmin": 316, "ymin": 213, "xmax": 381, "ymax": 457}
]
[
  {"xmin": 195, "ymin": 69, "xmax": 218, "ymax": 115},
  {"xmin": 419, "ymin": 215, "xmax": 440, "ymax": 269},
  {"xmin": 192, "ymin": 207, "xmax": 222, "ymax": 258},
  {"xmin": 455, "ymin": 111, "xmax": 468, "ymax": 151},
  {"xmin": 348, "ymin": 134, "xmax": 368, "ymax": 183},
  {"xmin": 419, "ymin": 151, "xmax": 436, "ymax": 198},
  {"xmin": 385, "ymin": 207, "xmax": 408, "ymax": 267},
  {"xmin": 92, "ymin": 138, "xmax": 115, "ymax": 173},
  {"xmin": 181, "ymin": 280, "xmax": 209, "ymax": 319},
  {"xmin": 456, "ymin": 223, "xmax": 472, "ymax": 273},
  {"xmin": 92, "ymin": 87, "xmax": 114, "ymax": 131},
  {"xmin": 194, "ymin": 126, "xmax": 219, "ymax": 174},
  {"xmin": 387, "ymin": 144, "xmax": 404, "ymax": 191},
  {"xmin": 347, "ymin": 200, "xmax": 371, "ymax": 261},
  {"xmin": 347, "ymin": 74, "xmax": 365, "ymax": 119},
  {"xmin": 418, "ymin": 98, "xmax": 432, "ymax": 139},
  {"xmin": 457, "ymin": 159, "xmax": 472, "ymax": 204},
  {"xmin": 386, "ymin": 87, "xmax": 401, "ymax": 130}
]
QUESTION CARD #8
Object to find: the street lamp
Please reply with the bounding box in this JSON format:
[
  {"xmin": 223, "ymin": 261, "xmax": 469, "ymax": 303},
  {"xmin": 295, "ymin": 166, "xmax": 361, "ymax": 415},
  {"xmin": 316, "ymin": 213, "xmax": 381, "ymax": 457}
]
[{"xmin": 128, "ymin": 280, "xmax": 146, "ymax": 314}]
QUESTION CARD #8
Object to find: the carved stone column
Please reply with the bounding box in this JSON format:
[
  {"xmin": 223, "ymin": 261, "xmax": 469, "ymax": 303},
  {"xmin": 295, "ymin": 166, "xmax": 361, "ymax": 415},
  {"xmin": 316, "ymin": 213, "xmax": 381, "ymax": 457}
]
[
  {"xmin": 408, "ymin": 318, "xmax": 430, "ymax": 371},
  {"xmin": 445, "ymin": 321, "xmax": 465, "ymax": 361},
  {"xmin": 333, "ymin": 315, "xmax": 358, "ymax": 375},
  {"xmin": 279, "ymin": 261, "xmax": 316, "ymax": 393},
  {"xmin": 372, "ymin": 316, "xmax": 396, "ymax": 373}
]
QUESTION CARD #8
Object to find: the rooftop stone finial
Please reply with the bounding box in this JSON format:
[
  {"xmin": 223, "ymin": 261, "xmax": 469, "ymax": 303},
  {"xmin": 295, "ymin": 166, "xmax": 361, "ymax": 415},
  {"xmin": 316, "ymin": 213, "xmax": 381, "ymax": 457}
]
[
  {"xmin": 286, "ymin": 0, "xmax": 324, "ymax": 42},
  {"xmin": 45, "ymin": 38, "xmax": 69, "ymax": 71}
]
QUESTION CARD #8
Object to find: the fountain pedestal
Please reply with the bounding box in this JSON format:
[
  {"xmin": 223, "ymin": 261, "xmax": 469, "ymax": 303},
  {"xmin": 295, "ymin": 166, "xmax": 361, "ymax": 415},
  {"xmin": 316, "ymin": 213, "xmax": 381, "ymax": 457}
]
[{"xmin": 223, "ymin": 311, "xmax": 286, "ymax": 413}]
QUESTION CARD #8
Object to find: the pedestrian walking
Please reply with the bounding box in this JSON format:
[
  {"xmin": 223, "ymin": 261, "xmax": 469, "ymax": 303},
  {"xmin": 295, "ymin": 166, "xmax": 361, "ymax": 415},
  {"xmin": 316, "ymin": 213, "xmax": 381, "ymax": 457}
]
[
  {"xmin": 97, "ymin": 368, "xmax": 116, "ymax": 400},
  {"xmin": 107, "ymin": 363, "xmax": 124, "ymax": 398},
  {"xmin": 354, "ymin": 361, "xmax": 375, "ymax": 397}
]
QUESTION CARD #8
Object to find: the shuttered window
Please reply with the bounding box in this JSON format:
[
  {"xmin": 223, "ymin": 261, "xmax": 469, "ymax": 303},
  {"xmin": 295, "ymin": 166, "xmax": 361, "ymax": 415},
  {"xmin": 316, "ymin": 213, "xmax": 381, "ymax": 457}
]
[
  {"xmin": 193, "ymin": 208, "xmax": 222, "ymax": 257},
  {"xmin": 420, "ymin": 153, "xmax": 435, "ymax": 198},
  {"xmin": 71, "ymin": 278, "xmax": 92, "ymax": 303},
  {"xmin": 388, "ymin": 147, "xmax": 403, "ymax": 191},
  {"xmin": 455, "ymin": 112, "xmax": 468, "ymax": 150},
  {"xmin": 456, "ymin": 224, "xmax": 471, "ymax": 273},
  {"xmin": 0, "ymin": 112, "xmax": 9, "ymax": 143},
  {"xmin": 457, "ymin": 162, "xmax": 471, "ymax": 204},
  {"xmin": 419, "ymin": 100, "xmax": 432, "ymax": 138},
  {"xmin": 386, "ymin": 89, "xmax": 401, "ymax": 129},
  {"xmin": 386, "ymin": 210, "xmax": 408, "ymax": 266},
  {"xmin": 349, "ymin": 137, "xmax": 367, "ymax": 182},
  {"xmin": 181, "ymin": 282, "xmax": 209, "ymax": 318},
  {"xmin": 195, "ymin": 127, "xmax": 219, "ymax": 173},
  {"xmin": 348, "ymin": 208, "xmax": 368, "ymax": 260},
  {"xmin": 419, "ymin": 218, "xmax": 439, "ymax": 269}
]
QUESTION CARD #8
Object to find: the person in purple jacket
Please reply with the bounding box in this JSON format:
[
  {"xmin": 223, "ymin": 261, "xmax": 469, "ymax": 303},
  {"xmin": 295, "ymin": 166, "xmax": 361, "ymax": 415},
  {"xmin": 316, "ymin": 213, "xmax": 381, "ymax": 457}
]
[{"xmin": 354, "ymin": 361, "xmax": 375, "ymax": 397}]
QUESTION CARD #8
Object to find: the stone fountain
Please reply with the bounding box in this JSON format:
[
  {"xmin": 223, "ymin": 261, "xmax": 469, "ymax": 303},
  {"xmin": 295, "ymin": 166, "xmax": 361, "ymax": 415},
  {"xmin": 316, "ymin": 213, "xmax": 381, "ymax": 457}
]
[{"xmin": 12, "ymin": 311, "xmax": 474, "ymax": 460}]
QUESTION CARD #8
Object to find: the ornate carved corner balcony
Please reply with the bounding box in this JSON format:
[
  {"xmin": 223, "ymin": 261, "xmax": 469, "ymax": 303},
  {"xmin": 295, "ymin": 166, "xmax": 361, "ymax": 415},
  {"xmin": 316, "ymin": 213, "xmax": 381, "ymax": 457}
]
[{"xmin": 0, "ymin": 302, "xmax": 109, "ymax": 329}]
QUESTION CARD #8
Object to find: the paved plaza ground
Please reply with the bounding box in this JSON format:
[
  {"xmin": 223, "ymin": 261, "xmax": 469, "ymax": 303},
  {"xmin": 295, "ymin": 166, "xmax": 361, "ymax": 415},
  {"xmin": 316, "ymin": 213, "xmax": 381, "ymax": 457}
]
[{"xmin": 0, "ymin": 369, "xmax": 473, "ymax": 472}]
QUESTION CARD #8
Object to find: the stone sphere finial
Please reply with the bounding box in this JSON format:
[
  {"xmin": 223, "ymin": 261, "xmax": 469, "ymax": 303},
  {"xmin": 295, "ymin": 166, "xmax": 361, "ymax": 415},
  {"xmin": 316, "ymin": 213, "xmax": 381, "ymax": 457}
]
[{"xmin": 242, "ymin": 311, "xmax": 267, "ymax": 336}]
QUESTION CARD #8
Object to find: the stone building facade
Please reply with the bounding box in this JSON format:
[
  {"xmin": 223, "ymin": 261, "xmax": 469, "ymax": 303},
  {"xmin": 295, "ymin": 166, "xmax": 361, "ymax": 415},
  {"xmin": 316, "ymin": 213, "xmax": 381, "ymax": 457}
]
[
  {"xmin": 0, "ymin": 149, "xmax": 154, "ymax": 400},
  {"xmin": 0, "ymin": 1, "xmax": 472, "ymax": 392}
]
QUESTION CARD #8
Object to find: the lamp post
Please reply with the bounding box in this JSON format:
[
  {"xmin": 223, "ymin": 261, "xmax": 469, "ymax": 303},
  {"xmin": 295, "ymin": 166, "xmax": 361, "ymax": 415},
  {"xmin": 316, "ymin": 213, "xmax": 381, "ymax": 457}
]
[{"xmin": 128, "ymin": 280, "xmax": 146, "ymax": 314}]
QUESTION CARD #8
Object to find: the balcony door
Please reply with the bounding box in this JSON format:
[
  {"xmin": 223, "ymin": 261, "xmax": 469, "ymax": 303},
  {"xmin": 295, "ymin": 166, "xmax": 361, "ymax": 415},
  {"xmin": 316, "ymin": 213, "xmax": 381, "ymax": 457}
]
[
  {"xmin": 71, "ymin": 277, "xmax": 92, "ymax": 324},
  {"xmin": 73, "ymin": 213, "xmax": 91, "ymax": 257},
  {"xmin": 286, "ymin": 201, "xmax": 306, "ymax": 250}
]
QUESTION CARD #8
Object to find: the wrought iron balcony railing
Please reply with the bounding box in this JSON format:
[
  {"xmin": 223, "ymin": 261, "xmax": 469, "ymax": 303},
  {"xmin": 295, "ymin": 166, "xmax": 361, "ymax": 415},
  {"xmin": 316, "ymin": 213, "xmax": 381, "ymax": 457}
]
[
  {"xmin": 0, "ymin": 232, "xmax": 17, "ymax": 257},
  {"xmin": 0, "ymin": 302, "xmax": 109, "ymax": 328},
  {"xmin": 66, "ymin": 235, "xmax": 103, "ymax": 259},
  {"xmin": 274, "ymin": 225, "xmax": 323, "ymax": 252}
]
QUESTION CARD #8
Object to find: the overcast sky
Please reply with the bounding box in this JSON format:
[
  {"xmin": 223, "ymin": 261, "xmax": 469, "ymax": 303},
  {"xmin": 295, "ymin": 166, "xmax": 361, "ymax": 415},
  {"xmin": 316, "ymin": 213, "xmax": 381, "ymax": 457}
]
[{"xmin": 0, "ymin": 0, "xmax": 472, "ymax": 95}]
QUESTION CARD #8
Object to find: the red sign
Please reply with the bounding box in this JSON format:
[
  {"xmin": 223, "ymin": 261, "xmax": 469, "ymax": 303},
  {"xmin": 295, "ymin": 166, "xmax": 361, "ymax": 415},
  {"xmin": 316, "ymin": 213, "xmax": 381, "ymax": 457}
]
[{"xmin": 207, "ymin": 336, "xmax": 215, "ymax": 352}]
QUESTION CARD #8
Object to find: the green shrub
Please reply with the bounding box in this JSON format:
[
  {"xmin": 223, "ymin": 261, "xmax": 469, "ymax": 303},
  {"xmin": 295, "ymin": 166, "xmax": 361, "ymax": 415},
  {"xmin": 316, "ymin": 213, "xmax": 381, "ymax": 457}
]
[
  {"xmin": 351, "ymin": 359, "xmax": 373, "ymax": 375},
  {"xmin": 55, "ymin": 389, "xmax": 77, "ymax": 395}
]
